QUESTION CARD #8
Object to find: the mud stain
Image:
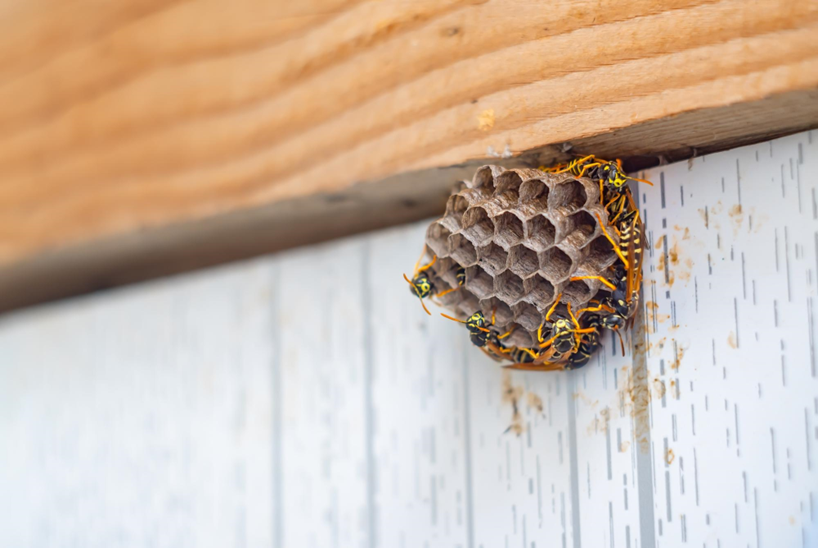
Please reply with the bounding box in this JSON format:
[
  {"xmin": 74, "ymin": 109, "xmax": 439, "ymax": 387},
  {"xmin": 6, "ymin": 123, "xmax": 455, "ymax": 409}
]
[
  {"xmin": 502, "ymin": 371, "xmax": 525, "ymax": 436},
  {"xmin": 652, "ymin": 378, "xmax": 666, "ymax": 399},
  {"xmin": 619, "ymin": 365, "xmax": 651, "ymax": 453},
  {"xmin": 527, "ymin": 391, "xmax": 544, "ymax": 415},
  {"xmin": 665, "ymin": 448, "xmax": 675, "ymax": 465},
  {"xmin": 727, "ymin": 331, "xmax": 738, "ymax": 349},
  {"xmin": 669, "ymin": 343, "xmax": 687, "ymax": 370},
  {"xmin": 587, "ymin": 406, "xmax": 611, "ymax": 436},
  {"xmin": 728, "ymin": 204, "xmax": 744, "ymax": 237}
]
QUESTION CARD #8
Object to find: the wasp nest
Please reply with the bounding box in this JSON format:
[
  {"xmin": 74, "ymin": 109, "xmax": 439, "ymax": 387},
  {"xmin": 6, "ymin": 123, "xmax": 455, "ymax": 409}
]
[{"xmin": 423, "ymin": 165, "xmax": 620, "ymax": 349}]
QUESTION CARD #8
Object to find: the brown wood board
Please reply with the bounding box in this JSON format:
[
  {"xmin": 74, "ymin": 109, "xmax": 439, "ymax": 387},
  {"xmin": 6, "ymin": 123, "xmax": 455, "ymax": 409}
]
[{"xmin": 2, "ymin": 0, "xmax": 818, "ymax": 311}]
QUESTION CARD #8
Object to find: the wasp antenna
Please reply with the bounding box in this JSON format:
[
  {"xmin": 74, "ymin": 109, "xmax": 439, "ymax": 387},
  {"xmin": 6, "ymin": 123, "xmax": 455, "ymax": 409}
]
[
  {"xmin": 629, "ymin": 175, "xmax": 654, "ymax": 186},
  {"xmin": 440, "ymin": 313, "xmax": 467, "ymax": 324}
]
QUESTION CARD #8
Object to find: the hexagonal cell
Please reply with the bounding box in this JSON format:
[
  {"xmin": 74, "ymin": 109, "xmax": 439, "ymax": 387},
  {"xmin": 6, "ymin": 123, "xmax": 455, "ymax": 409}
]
[
  {"xmin": 480, "ymin": 298, "xmax": 514, "ymax": 327},
  {"xmin": 583, "ymin": 234, "xmax": 618, "ymax": 272},
  {"xmin": 471, "ymin": 165, "xmax": 500, "ymax": 191},
  {"xmin": 505, "ymin": 328, "xmax": 535, "ymax": 349},
  {"xmin": 519, "ymin": 178, "xmax": 549, "ymax": 208},
  {"xmin": 435, "ymin": 257, "xmax": 464, "ymax": 289},
  {"xmin": 559, "ymin": 210, "xmax": 597, "ymax": 247},
  {"xmin": 465, "ymin": 265, "xmax": 494, "ymax": 299},
  {"xmin": 494, "ymin": 212, "xmax": 524, "ymax": 249},
  {"xmin": 495, "ymin": 171, "xmax": 523, "ymax": 195},
  {"xmin": 461, "ymin": 207, "xmax": 495, "ymax": 247},
  {"xmin": 494, "ymin": 271, "xmax": 525, "ymax": 305},
  {"xmin": 508, "ymin": 245, "xmax": 539, "ymax": 278},
  {"xmin": 445, "ymin": 194, "xmax": 470, "ymax": 221},
  {"xmin": 513, "ymin": 301, "xmax": 543, "ymax": 331},
  {"xmin": 548, "ymin": 178, "xmax": 587, "ymax": 215},
  {"xmin": 448, "ymin": 233, "xmax": 477, "ymax": 266},
  {"xmin": 456, "ymin": 290, "xmax": 481, "ymax": 317},
  {"xmin": 562, "ymin": 279, "xmax": 593, "ymax": 307},
  {"xmin": 522, "ymin": 275, "xmax": 555, "ymax": 309},
  {"xmin": 525, "ymin": 215, "xmax": 556, "ymax": 251},
  {"xmin": 425, "ymin": 222, "xmax": 451, "ymax": 258},
  {"xmin": 538, "ymin": 247, "xmax": 573, "ymax": 282},
  {"xmin": 477, "ymin": 241, "xmax": 508, "ymax": 275}
]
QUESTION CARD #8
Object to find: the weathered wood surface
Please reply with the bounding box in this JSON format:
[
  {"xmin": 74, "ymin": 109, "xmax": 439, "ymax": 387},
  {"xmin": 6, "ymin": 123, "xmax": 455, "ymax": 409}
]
[
  {"xmin": 2, "ymin": 0, "xmax": 818, "ymax": 311},
  {"xmin": 1, "ymin": 132, "xmax": 817, "ymax": 547}
]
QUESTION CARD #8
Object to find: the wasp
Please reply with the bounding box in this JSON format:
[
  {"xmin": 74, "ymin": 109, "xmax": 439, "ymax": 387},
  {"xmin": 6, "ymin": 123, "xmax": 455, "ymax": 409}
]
[
  {"xmin": 575, "ymin": 212, "xmax": 645, "ymax": 356},
  {"xmin": 441, "ymin": 310, "xmax": 514, "ymax": 359},
  {"xmin": 542, "ymin": 154, "xmax": 652, "ymax": 207},
  {"xmin": 404, "ymin": 247, "xmax": 463, "ymax": 315},
  {"xmin": 530, "ymin": 295, "xmax": 597, "ymax": 363},
  {"xmin": 564, "ymin": 313, "xmax": 602, "ymax": 370},
  {"xmin": 442, "ymin": 309, "xmax": 544, "ymax": 366}
]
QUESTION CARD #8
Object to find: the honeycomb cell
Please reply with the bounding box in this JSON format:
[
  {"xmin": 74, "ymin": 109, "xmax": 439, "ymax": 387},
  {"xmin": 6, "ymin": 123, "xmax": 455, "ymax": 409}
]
[
  {"xmin": 480, "ymin": 298, "xmax": 514, "ymax": 327},
  {"xmin": 548, "ymin": 178, "xmax": 587, "ymax": 215},
  {"xmin": 559, "ymin": 210, "xmax": 596, "ymax": 247},
  {"xmin": 445, "ymin": 194, "xmax": 470, "ymax": 220},
  {"xmin": 461, "ymin": 207, "xmax": 495, "ymax": 247},
  {"xmin": 465, "ymin": 265, "xmax": 495, "ymax": 299},
  {"xmin": 562, "ymin": 279, "xmax": 593, "ymax": 307},
  {"xmin": 456, "ymin": 290, "xmax": 481, "ymax": 318},
  {"xmin": 471, "ymin": 165, "xmax": 501, "ymax": 191},
  {"xmin": 494, "ymin": 212, "xmax": 524, "ymax": 249},
  {"xmin": 477, "ymin": 242, "xmax": 508, "ymax": 275},
  {"xmin": 494, "ymin": 271, "xmax": 525, "ymax": 305},
  {"xmin": 435, "ymin": 258, "xmax": 464, "ymax": 290},
  {"xmin": 495, "ymin": 171, "xmax": 524, "ymax": 195},
  {"xmin": 426, "ymin": 222, "xmax": 451, "ymax": 258},
  {"xmin": 519, "ymin": 178, "xmax": 549, "ymax": 209},
  {"xmin": 522, "ymin": 275, "xmax": 555, "ymax": 309},
  {"xmin": 508, "ymin": 245, "xmax": 539, "ymax": 278},
  {"xmin": 583, "ymin": 234, "xmax": 619, "ymax": 272},
  {"xmin": 513, "ymin": 302, "xmax": 542, "ymax": 332},
  {"xmin": 538, "ymin": 247, "xmax": 573, "ymax": 282},
  {"xmin": 505, "ymin": 328, "xmax": 534, "ymax": 349},
  {"xmin": 525, "ymin": 215, "xmax": 556, "ymax": 251},
  {"xmin": 448, "ymin": 234, "xmax": 477, "ymax": 266}
]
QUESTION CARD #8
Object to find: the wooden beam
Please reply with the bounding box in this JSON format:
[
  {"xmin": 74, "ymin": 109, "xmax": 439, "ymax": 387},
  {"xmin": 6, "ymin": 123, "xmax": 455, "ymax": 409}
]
[{"xmin": 2, "ymin": 0, "xmax": 818, "ymax": 311}]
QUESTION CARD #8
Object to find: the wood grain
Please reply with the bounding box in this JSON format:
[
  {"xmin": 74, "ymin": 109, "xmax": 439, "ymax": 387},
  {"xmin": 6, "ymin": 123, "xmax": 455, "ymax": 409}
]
[{"xmin": 1, "ymin": 0, "xmax": 818, "ymax": 311}]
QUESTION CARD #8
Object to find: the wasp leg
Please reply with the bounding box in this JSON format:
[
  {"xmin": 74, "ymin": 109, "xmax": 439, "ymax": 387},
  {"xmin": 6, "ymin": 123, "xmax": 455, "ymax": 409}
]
[
  {"xmin": 593, "ymin": 213, "xmax": 629, "ymax": 269},
  {"xmin": 416, "ymin": 254, "xmax": 437, "ymax": 274},
  {"xmin": 577, "ymin": 303, "xmax": 615, "ymax": 315},
  {"xmin": 575, "ymin": 160, "xmax": 601, "ymax": 178},
  {"xmin": 569, "ymin": 275, "xmax": 616, "ymax": 291},
  {"xmin": 435, "ymin": 286, "xmax": 459, "ymax": 297},
  {"xmin": 544, "ymin": 292, "xmax": 563, "ymax": 323}
]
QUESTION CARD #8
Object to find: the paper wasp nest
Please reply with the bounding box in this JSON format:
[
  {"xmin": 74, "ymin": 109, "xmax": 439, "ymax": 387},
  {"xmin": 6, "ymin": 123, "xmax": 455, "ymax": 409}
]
[{"xmin": 424, "ymin": 165, "xmax": 620, "ymax": 349}]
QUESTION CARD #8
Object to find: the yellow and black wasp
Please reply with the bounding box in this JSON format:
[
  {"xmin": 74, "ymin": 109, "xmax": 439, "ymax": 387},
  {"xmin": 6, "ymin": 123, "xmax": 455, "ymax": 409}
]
[
  {"xmin": 441, "ymin": 309, "xmax": 543, "ymax": 365},
  {"xmin": 573, "ymin": 209, "xmax": 645, "ymax": 355},
  {"xmin": 538, "ymin": 297, "xmax": 595, "ymax": 353},
  {"xmin": 564, "ymin": 313, "xmax": 602, "ymax": 370},
  {"xmin": 441, "ymin": 309, "xmax": 515, "ymax": 358},
  {"xmin": 542, "ymin": 155, "xmax": 652, "ymax": 205},
  {"xmin": 404, "ymin": 246, "xmax": 464, "ymax": 315}
]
